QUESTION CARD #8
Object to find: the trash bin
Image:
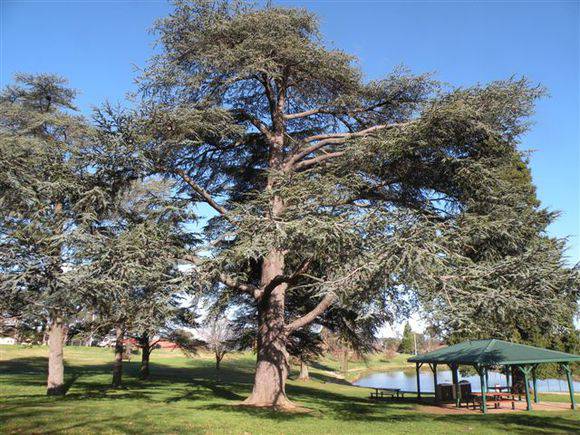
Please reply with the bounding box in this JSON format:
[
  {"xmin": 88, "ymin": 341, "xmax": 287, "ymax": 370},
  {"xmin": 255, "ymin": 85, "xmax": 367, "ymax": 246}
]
[
  {"xmin": 436, "ymin": 383, "xmax": 454, "ymax": 402},
  {"xmin": 459, "ymin": 380, "xmax": 472, "ymax": 399}
]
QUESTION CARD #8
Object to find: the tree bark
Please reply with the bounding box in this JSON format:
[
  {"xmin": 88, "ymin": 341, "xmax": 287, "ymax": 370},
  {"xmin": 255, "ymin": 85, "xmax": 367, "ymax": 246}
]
[
  {"xmin": 297, "ymin": 360, "xmax": 309, "ymax": 381},
  {"xmin": 243, "ymin": 249, "xmax": 294, "ymax": 408},
  {"xmin": 512, "ymin": 365, "xmax": 526, "ymax": 395},
  {"xmin": 112, "ymin": 326, "xmax": 125, "ymax": 388},
  {"xmin": 47, "ymin": 316, "xmax": 65, "ymax": 396},
  {"xmin": 140, "ymin": 343, "xmax": 150, "ymax": 380}
]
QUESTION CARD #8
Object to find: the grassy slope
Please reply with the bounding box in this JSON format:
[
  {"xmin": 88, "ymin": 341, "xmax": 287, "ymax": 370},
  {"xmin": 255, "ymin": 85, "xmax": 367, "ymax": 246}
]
[{"xmin": 0, "ymin": 345, "xmax": 578, "ymax": 434}]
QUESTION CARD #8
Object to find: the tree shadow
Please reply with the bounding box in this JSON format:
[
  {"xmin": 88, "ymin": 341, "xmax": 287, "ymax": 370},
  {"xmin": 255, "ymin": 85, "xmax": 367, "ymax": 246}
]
[{"xmin": 2, "ymin": 351, "xmax": 579, "ymax": 435}]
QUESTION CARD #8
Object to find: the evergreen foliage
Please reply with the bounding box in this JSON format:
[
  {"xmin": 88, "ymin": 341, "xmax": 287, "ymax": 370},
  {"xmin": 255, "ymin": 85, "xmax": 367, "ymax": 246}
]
[
  {"xmin": 120, "ymin": 0, "xmax": 577, "ymax": 406},
  {"xmin": 398, "ymin": 323, "xmax": 415, "ymax": 354}
]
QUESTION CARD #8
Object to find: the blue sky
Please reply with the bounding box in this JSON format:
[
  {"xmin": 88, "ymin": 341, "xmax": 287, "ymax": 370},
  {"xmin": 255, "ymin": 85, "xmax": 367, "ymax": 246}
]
[{"xmin": 2, "ymin": 0, "xmax": 579, "ymax": 265}]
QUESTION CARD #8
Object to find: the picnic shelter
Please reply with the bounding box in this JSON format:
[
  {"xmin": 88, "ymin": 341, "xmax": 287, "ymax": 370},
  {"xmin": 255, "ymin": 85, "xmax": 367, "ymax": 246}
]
[{"xmin": 408, "ymin": 339, "xmax": 580, "ymax": 413}]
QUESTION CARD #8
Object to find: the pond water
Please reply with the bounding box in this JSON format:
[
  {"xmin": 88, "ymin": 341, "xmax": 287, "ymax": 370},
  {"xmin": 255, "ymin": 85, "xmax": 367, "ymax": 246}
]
[{"xmin": 353, "ymin": 369, "xmax": 580, "ymax": 393}]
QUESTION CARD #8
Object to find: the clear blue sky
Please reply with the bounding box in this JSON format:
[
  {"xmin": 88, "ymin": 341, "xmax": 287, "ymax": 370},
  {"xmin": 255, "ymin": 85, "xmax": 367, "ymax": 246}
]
[{"xmin": 2, "ymin": 0, "xmax": 579, "ymax": 264}]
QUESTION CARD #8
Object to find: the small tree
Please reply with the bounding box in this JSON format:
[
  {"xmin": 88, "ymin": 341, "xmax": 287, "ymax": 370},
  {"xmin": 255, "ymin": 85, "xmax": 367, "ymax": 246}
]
[
  {"xmin": 398, "ymin": 323, "xmax": 415, "ymax": 354},
  {"xmin": 134, "ymin": 307, "xmax": 197, "ymax": 380},
  {"xmin": 198, "ymin": 318, "xmax": 238, "ymax": 371},
  {"xmin": 287, "ymin": 328, "xmax": 324, "ymax": 381}
]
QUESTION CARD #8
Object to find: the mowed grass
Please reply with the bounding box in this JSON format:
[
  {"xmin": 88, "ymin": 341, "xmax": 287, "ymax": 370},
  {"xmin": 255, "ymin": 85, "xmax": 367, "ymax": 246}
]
[{"xmin": 1, "ymin": 346, "xmax": 578, "ymax": 434}]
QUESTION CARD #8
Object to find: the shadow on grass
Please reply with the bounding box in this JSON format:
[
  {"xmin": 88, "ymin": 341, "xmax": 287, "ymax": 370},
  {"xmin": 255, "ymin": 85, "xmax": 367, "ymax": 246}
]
[{"xmin": 1, "ymin": 353, "xmax": 579, "ymax": 434}]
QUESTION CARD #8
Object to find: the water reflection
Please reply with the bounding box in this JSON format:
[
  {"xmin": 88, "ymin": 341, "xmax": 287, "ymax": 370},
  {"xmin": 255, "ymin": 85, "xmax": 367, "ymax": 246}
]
[{"xmin": 353, "ymin": 369, "xmax": 579, "ymax": 393}]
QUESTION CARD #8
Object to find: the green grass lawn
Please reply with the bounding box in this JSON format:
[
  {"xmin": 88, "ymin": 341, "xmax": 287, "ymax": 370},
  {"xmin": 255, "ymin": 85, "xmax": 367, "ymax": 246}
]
[{"xmin": 1, "ymin": 345, "xmax": 578, "ymax": 434}]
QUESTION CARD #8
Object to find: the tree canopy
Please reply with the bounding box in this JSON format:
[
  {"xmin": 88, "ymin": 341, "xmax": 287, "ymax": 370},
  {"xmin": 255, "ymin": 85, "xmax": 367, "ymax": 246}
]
[{"xmin": 112, "ymin": 0, "xmax": 577, "ymax": 407}]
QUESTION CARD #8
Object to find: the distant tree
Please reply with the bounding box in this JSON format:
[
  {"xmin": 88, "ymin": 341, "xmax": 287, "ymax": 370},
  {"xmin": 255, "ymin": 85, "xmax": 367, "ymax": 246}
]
[
  {"xmin": 398, "ymin": 323, "xmax": 415, "ymax": 354},
  {"xmin": 287, "ymin": 328, "xmax": 324, "ymax": 381},
  {"xmin": 170, "ymin": 328, "xmax": 205, "ymax": 357},
  {"xmin": 133, "ymin": 305, "xmax": 198, "ymax": 380},
  {"xmin": 198, "ymin": 318, "xmax": 240, "ymax": 370},
  {"xmin": 0, "ymin": 74, "xmax": 108, "ymax": 395},
  {"xmin": 123, "ymin": 0, "xmax": 567, "ymax": 408}
]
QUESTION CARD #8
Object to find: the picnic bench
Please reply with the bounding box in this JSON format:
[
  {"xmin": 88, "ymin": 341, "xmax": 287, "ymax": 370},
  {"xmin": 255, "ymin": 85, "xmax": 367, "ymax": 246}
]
[
  {"xmin": 369, "ymin": 387, "xmax": 402, "ymax": 400},
  {"xmin": 468, "ymin": 391, "xmax": 517, "ymax": 410}
]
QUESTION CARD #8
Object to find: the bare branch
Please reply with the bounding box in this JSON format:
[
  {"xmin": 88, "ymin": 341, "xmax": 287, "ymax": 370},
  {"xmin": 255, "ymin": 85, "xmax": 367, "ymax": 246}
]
[
  {"xmin": 284, "ymin": 107, "xmax": 324, "ymax": 120},
  {"xmin": 286, "ymin": 293, "xmax": 337, "ymax": 333}
]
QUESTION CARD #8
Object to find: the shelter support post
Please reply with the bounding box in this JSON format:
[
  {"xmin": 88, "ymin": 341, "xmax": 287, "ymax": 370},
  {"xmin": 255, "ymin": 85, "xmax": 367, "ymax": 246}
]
[
  {"xmin": 518, "ymin": 365, "xmax": 532, "ymax": 411},
  {"xmin": 505, "ymin": 365, "xmax": 511, "ymax": 388},
  {"xmin": 416, "ymin": 362, "xmax": 422, "ymax": 400},
  {"xmin": 477, "ymin": 365, "xmax": 487, "ymax": 414},
  {"xmin": 450, "ymin": 364, "xmax": 460, "ymax": 407},
  {"xmin": 429, "ymin": 363, "xmax": 438, "ymax": 401},
  {"xmin": 532, "ymin": 365, "xmax": 538, "ymax": 403},
  {"xmin": 562, "ymin": 363, "xmax": 576, "ymax": 410}
]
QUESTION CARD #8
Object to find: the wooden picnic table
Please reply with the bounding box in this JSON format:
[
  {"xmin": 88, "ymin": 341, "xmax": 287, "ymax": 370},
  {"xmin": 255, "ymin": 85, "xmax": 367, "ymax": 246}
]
[
  {"xmin": 469, "ymin": 391, "xmax": 518, "ymax": 410},
  {"xmin": 369, "ymin": 387, "xmax": 402, "ymax": 400}
]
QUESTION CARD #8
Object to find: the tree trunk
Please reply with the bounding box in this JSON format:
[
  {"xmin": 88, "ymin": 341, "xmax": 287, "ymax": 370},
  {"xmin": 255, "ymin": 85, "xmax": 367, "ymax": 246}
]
[
  {"xmin": 512, "ymin": 366, "xmax": 526, "ymax": 395},
  {"xmin": 243, "ymin": 249, "xmax": 294, "ymax": 408},
  {"xmin": 140, "ymin": 343, "xmax": 150, "ymax": 380},
  {"xmin": 297, "ymin": 360, "xmax": 309, "ymax": 381},
  {"xmin": 47, "ymin": 316, "xmax": 65, "ymax": 396},
  {"xmin": 215, "ymin": 354, "xmax": 222, "ymax": 371},
  {"xmin": 340, "ymin": 349, "xmax": 349, "ymax": 373},
  {"xmin": 112, "ymin": 326, "xmax": 125, "ymax": 388}
]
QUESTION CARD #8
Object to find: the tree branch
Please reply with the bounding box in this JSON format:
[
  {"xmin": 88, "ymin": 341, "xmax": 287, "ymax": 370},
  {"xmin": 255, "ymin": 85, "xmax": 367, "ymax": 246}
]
[
  {"xmin": 287, "ymin": 123, "xmax": 408, "ymax": 170},
  {"xmin": 258, "ymin": 257, "xmax": 313, "ymax": 301},
  {"xmin": 284, "ymin": 107, "xmax": 325, "ymax": 120},
  {"xmin": 173, "ymin": 169, "xmax": 230, "ymax": 220},
  {"xmin": 233, "ymin": 109, "xmax": 274, "ymax": 140},
  {"xmin": 219, "ymin": 273, "xmax": 261, "ymax": 299},
  {"xmin": 286, "ymin": 293, "xmax": 337, "ymax": 333},
  {"xmin": 294, "ymin": 151, "xmax": 345, "ymax": 170}
]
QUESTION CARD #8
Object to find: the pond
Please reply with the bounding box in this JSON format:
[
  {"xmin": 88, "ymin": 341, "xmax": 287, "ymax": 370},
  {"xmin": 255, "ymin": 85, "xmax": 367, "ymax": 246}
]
[{"xmin": 352, "ymin": 369, "xmax": 580, "ymax": 393}]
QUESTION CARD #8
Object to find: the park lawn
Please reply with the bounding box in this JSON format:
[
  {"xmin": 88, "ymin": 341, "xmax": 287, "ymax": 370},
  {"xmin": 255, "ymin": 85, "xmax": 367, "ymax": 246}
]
[{"xmin": 0, "ymin": 345, "xmax": 578, "ymax": 434}]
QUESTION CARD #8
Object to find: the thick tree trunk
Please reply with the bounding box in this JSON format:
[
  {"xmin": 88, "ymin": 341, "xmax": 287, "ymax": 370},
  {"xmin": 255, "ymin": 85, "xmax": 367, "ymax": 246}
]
[
  {"xmin": 140, "ymin": 344, "xmax": 150, "ymax": 380},
  {"xmin": 297, "ymin": 360, "xmax": 309, "ymax": 381},
  {"xmin": 243, "ymin": 249, "xmax": 294, "ymax": 408},
  {"xmin": 47, "ymin": 317, "xmax": 65, "ymax": 396},
  {"xmin": 215, "ymin": 354, "xmax": 222, "ymax": 371},
  {"xmin": 112, "ymin": 326, "xmax": 125, "ymax": 388}
]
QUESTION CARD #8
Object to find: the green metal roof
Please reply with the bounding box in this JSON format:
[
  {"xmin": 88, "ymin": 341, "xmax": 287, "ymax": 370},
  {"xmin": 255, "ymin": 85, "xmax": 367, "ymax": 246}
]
[{"xmin": 408, "ymin": 339, "xmax": 580, "ymax": 366}]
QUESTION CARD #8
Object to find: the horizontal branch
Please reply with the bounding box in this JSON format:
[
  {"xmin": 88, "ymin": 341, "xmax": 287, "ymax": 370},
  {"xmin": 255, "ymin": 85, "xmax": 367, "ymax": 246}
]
[
  {"xmin": 284, "ymin": 108, "xmax": 325, "ymax": 120},
  {"xmin": 285, "ymin": 292, "xmax": 337, "ymax": 333},
  {"xmin": 284, "ymin": 100, "xmax": 410, "ymax": 121},
  {"xmin": 287, "ymin": 122, "xmax": 408, "ymax": 170},
  {"xmin": 219, "ymin": 273, "xmax": 260, "ymax": 299},
  {"xmin": 294, "ymin": 151, "xmax": 345, "ymax": 170}
]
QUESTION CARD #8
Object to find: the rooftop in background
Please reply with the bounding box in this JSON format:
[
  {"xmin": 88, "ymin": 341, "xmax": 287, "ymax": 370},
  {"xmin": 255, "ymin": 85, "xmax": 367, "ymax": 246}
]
[{"xmin": 408, "ymin": 339, "xmax": 580, "ymax": 366}]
